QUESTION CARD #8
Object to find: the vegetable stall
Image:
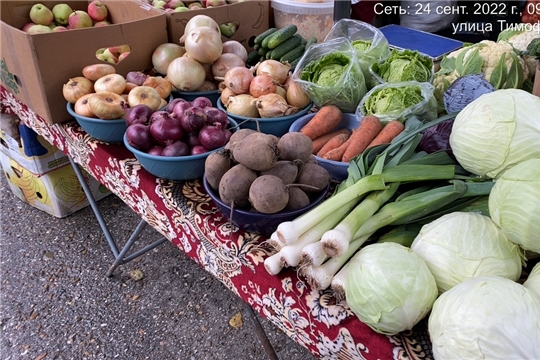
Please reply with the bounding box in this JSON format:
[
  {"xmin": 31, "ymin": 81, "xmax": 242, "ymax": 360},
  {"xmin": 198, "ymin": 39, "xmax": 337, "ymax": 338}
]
[{"xmin": 2, "ymin": 2, "xmax": 540, "ymax": 359}]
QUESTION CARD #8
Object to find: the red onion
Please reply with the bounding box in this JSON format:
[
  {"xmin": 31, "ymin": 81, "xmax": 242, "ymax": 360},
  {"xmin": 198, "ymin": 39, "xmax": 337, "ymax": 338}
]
[
  {"xmin": 180, "ymin": 106, "xmax": 207, "ymax": 133},
  {"xmin": 191, "ymin": 96, "xmax": 213, "ymax": 108},
  {"xmin": 172, "ymin": 100, "xmax": 193, "ymax": 119},
  {"xmin": 125, "ymin": 104, "xmax": 154, "ymax": 126},
  {"xmin": 166, "ymin": 98, "xmax": 189, "ymax": 113},
  {"xmin": 147, "ymin": 145, "xmax": 164, "ymax": 156},
  {"xmin": 203, "ymin": 106, "xmax": 229, "ymax": 127},
  {"xmin": 191, "ymin": 145, "xmax": 209, "ymax": 155},
  {"xmin": 162, "ymin": 141, "xmax": 189, "ymax": 157},
  {"xmin": 149, "ymin": 112, "xmax": 183, "ymax": 145},
  {"xmin": 126, "ymin": 71, "xmax": 148, "ymax": 86},
  {"xmin": 199, "ymin": 123, "xmax": 231, "ymax": 150},
  {"xmin": 126, "ymin": 123, "xmax": 152, "ymax": 151},
  {"xmin": 185, "ymin": 131, "xmax": 202, "ymax": 148}
]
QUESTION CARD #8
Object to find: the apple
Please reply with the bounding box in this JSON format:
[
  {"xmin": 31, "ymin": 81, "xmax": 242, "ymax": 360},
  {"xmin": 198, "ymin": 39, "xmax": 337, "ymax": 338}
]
[
  {"xmin": 153, "ymin": 0, "xmax": 167, "ymax": 9},
  {"xmin": 93, "ymin": 20, "xmax": 111, "ymax": 27},
  {"xmin": 97, "ymin": 48, "xmax": 119, "ymax": 64},
  {"xmin": 205, "ymin": 0, "xmax": 226, "ymax": 7},
  {"xmin": 107, "ymin": 44, "xmax": 130, "ymax": 57},
  {"xmin": 166, "ymin": 0, "xmax": 185, "ymax": 9},
  {"xmin": 174, "ymin": 6, "xmax": 190, "ymax": 12},
  {"xmin": 51, "ymin": 4, "xmax": 73, "ymax": 25},
  {"xmin": 26, "ymin": 24, "xmax": 53, "ymax": 34},
  {"xmin": 188, "ymin": 2, "xmax": 203, "ymax": 9},
  {"xmin": 29, "ymin": 4, "xmax": 54, "ymax": 26},
  {"xmin": 51, "ymin": 26, "xmax": 69, "ymax": 32},
  {"xmin": 68, "ymin": 10, "xmax": 93, "ymax": 29},
  {"xmin": 117, "ymin": 52, "xmax": 130, "ymax": 62},
  {"xmin": 87, "ymin": 0, "xmax": 108, "ymax": 22},
  {"xmin": 21, "ymin": 22, "xmax": 37, "ymax": 32}
]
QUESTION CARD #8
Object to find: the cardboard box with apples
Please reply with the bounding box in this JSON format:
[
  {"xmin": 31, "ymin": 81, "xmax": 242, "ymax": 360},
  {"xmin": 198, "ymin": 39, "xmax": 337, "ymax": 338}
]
[{"xmin": 0, "ymin": 1, "xmax": 168, "ymax": 125}]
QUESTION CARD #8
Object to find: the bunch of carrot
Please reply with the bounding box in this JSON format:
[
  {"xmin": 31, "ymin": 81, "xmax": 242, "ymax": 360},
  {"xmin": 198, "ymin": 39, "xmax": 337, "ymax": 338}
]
[{"xmin": 300, "ymin": 105, "xmax": 405, "ymax": 163}]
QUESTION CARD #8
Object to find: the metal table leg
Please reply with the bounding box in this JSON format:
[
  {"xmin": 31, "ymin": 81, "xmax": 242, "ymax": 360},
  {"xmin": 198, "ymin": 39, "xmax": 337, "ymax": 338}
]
[
  {"xmin": 68, "ymin": 157, "xmax": 168, "ymax": 277},
  {"xmin": 242, "ymin": 300, "xmax": 280, "ymax": 360}
]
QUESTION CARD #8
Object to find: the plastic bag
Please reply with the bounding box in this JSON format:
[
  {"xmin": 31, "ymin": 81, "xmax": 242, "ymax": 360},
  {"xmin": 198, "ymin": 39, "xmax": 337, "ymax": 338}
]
[
  {"xmin": 356, "ymin": 81, "xmax": 438, "ymax": 123},
  {"xmin": 292, "ymin": 37, "xmax": 367, "ymax": 113},
  {"xmin": 324, "ymin": 19, "xmax": 391, "ymax": 87},
  {"xmin": 369, "ymin": 49, "xmax": 435, "ymax": 86}
]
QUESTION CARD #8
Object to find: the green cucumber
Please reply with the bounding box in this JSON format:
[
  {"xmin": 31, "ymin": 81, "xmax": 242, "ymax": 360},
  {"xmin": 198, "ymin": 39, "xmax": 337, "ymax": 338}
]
[
  {"xmin": 254, "ymin": 28, "xmax": 277, "ymax": 45},
  {"xmin": 280, "ymin": 45, "xmax": 305, "ymax": 64},
  {"xmin": 305, "ymin": 37, "xmax": 318, "ymax": 50},
  {"xmin": 265, "ymin": 24, "xmax": 298, "ymax": 49},
  {"xmin": 247, "ymin": 50, "xmax": 260, "ymax": 66},
  {"xmin": 270, "ymin": 34, "xmax": 303, "ymax": 60}
]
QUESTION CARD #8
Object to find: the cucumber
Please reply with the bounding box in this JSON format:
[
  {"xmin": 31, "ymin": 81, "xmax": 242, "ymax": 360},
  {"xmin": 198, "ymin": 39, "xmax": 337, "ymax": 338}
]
[
  {"xmin": 270, "ymin": 34, "xmax": 303, "ymax": 60},
  {"xmin": 289, "ymin": 57, "xmax": 301, "ymax": 68},
  {"xmin": 305, "ymin": 37, "xmax": 318, "ymax": 50},
  {"xmin": 247, "ymin": 50, "xmax": 260, "ymax": 66},
  {"xmin": 265, "ymin": 24, "xmax": 298, "ymax": 49},
  {"xmin": 254, "ymin": 28, "xmax": 277, "ymax": 45},
  {"xmin": 280, "ymin": 45, "xmax": 305, "ymax": 64},
  {"xmin": 258, "ymin": 46, "xmax": 269, "ymax": 57}
]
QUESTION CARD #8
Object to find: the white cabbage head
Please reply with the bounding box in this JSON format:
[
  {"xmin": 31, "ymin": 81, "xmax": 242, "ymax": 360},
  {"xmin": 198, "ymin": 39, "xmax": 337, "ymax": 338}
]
[
  {"xmin": 429, "ymin": 276, "xmax": 540, "ymax": 360},
  {"xmin": 524, "ymin": 262, "xmax": 540, "ymax": 301},
  {"xmin": 449, "ymin": 89, "xmax": 540, "ymax": 179},
  {"xmin": 489, "ymin": 158, "xmax": 540, "ymax": 253},
  {"xmin": 411, "ymin": 212, "xmax": 523, "ymax": 293},
  {"xmin": 345, "ymin": 242, "xmax": 438, "ymax": 335}
]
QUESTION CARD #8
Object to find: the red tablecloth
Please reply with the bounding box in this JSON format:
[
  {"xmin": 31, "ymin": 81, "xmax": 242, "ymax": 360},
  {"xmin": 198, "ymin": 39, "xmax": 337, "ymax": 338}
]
[{"xmin": 1, "ymin": 86, "xmax": 433, "ymax": 360}]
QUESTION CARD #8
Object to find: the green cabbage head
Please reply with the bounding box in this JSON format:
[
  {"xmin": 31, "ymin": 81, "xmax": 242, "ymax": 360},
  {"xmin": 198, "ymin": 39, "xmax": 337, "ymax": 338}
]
[
  {"xmin": 411, "ymin": 212, "xmax": 523, "ymax": 293},
  {"xmin": 524, "ymin": 262, "xmax": 540, "ymax": 301},
  {"xmin": 449, "ymin": 89, "xmax": 540, "ymax": 179},
  {"xmin": 345, "ymin": 242, "xmax": 438, "ymax": 335},
  {"xmin": 371, "ymin": 49, "xmax": 433, "ymax": 83},
  {"xmin": 363, "ymin": 84, "xmax": 424, "ymax": 116},
  {"xmin": 429, "ymin": 276, "xmax": 540, "ymax": 360},
  {"xmin": 488, "ymin": 158, "xmax": 540, "ymax": 253}
]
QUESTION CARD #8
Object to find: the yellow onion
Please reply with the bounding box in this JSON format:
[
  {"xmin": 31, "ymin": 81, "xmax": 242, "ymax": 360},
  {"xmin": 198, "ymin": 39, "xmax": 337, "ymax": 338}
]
[
  {"xmin": 284, "ymin": 77, "xmax": 311, "ymax": 109},
  {"xmin": 226, "ymin": 94, "xmax": 259, "ymax": 117},
  {"xmin": 142, "ymin": 76, "xmax": 173, "ymax": 99},
  {"xmin": 180, "ymin": 15, "xmax": 220, "ymax": 44},
  {"xmin": 184, "ymin": 26, "xmax": 223, "ymax": 64},
  {"xmin": 221, "ymin": 40, "xmax": 248, "ymax": 62},
  {"xmin": 152, "ymin": 43, "xmax": 186, "ymax": 75},
  {"xmin": 211, "ymin": 53, "xmax": 245, "ymax": 79},
  {"xmin": 249, "ymin": 74, "xmax": 277, "ymax": 98},
  {"xmin": 255, "ymin": 93, "xmax": 300, "ymax": 118},
  {"xmin": 127, "ymin": 86, "xmax": 162, "ymax": 111},
  {"xmin": 93, "ymin": 74, "xmax": 126, "ymax": 94},
  {"xmin": 74, "ymin": 93, "xmax": 96, "ymax": 118},
  {"xmin": 87, "ymin": 91, "xmax": 126, "ymax": 120},
  {"xmin": 166, "ymin": 56, "xmax": 206, "ymax": 92},
  {"xmin": 63, "ymin": 76, "xmax": 94, "ymax": 103},
  {"xmin": 223, "ymin": 67, "xmax": 254, "ymax": 95},
  {"xmin": 196, "ymin": 80, "xmax": 219, "ymax": 92},
  {"xmin": 276, "ymin": 86, "xmax": 287, "ymax": 99},
  {"xmin": 82, "ymin": 63, "xmax": 116, "ymax": 81},
  {"xmin": 220, "ymin": 87, "xmax": 234, "ymax": 106},
  {"xmin": 256, "ymin": 60, "xmax": 291, "ymax": 85}
]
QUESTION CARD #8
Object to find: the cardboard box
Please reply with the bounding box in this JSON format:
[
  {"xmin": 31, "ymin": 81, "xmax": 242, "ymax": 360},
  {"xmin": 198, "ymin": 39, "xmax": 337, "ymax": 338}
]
[
  {"xmin": 0, "ymin": 0, "xmax": 168, "ymax": 125},
  {"xmin": 163, "ymin": 1, "xmax": 269, "ymax": 51},
  {"xmin": 1, "ymin": 151, "xmax": 110, "ymax": 218},
  {"xmin": 0, "ymin": 123, "xmax": 69, "ymax": 175}
]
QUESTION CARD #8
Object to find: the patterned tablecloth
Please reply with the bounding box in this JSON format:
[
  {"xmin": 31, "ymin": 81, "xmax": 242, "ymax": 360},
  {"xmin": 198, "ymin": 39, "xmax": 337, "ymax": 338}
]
[{"xmin": 1, "ymin": 86, "xmax": 433, "ymax": 360}]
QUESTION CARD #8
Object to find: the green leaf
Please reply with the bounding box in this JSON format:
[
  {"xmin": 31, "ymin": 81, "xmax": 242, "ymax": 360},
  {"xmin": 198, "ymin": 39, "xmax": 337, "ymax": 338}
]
[
  {"xmin": 489, "ymin": 55, "xmax": 508, "ymax": 88},
  {"xmin": 497, "ymin": 28, "xmax": 525, "ymax": 42},
  {"xmin": 439, "ymin": 55, "xmax": 456, "ymax": 73},
  {"xmin": 504, "ymin": 52, "xmax": 524, "ymax": 89},
  {"xmin": 456, "ymin": 48, "xmax": 483, "ymax": 76}
]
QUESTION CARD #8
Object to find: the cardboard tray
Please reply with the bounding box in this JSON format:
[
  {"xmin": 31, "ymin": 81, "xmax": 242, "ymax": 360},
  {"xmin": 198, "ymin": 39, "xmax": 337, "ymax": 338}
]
[{"xmin": 1, "ymin": 0, "xmax": 168, "ymax": 125}]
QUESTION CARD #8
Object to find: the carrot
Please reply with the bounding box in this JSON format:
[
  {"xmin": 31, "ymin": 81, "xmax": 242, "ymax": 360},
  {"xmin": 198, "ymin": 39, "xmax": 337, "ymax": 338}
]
[
  {"xmin": 300, "ymin": 105, "xmax": 343, "ymax": 140},
  {"xmin": 317, "ymin": 133, "xmax": 350, "ymax": 158},
  {"xmin": 366, "ymin": 120, "xmax": 405, "ymax": 149},
  {"xmin": 322, "ymin": 131, "xmax": 356, "ymax": 161},
  {"xmin": 311, "ymin": 128, "xmax": 351, "ymax": 154},
  {"xmin": 341, "ymin": 115, "xmax": 383, "ymax": 163}
]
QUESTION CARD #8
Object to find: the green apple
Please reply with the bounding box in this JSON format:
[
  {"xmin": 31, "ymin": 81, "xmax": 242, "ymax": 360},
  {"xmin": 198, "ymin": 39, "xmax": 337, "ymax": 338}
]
[
  {"xmin": 68, "ymin": 10, "xmax": 93, "ymax": 29},
  {"xmin": 173, "ymin": 6, "xmax": 190, "ymax": 12},
  {"xmin": 29, "ymin": 4, "xmax": 54, "ymax": 26},
  {"xmin": 51, "ymin": 4, "xmax": 73, "ymax": 26},
  {"xmin": 26, "ymin": 24, "xmax": 53, "ymax": 34},
  {"xmin": 51, "ymin": 26, "xmax": 69, "ymax": 32}
]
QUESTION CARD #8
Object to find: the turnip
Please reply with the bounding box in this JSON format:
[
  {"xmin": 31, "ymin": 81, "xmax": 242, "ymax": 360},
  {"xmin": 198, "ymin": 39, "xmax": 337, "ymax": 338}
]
[
  {"xmin": 218, "ymin": 164, "xmax": 257, "ymax": 209},
  {"xmin": 277, "ymin": 132, "xmax": 313, "ymax": 162},
  {"xmin": 232, "ymin": 132, "xmax": 280, "ymax": 171}
]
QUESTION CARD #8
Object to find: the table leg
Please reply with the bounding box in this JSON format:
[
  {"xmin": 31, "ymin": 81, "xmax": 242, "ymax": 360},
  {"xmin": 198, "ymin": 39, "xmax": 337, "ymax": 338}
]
[
  {"xmin": 242, "ymin": 300, "xmax": 279, "ymax": 360},
  {"xmin": 68, "ymin": 157, "xmax": 168, "ymax": 277}
]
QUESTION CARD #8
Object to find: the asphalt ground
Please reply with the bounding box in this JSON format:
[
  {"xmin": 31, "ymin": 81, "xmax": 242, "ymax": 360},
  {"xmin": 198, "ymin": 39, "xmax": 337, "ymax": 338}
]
[{"xmin": 0, "ymin": 168, "xmax": 317, "ymax": 360}]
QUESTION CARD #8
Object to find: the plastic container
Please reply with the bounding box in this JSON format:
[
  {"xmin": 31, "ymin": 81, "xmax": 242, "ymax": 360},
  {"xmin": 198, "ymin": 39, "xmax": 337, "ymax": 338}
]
[
  {"xmin": 270, "ymin": 0, "xmax": 334, "ymax": 43},
  {"xmin": 67, "ymin": 103, "xmax": 127, "ymax": 144}
]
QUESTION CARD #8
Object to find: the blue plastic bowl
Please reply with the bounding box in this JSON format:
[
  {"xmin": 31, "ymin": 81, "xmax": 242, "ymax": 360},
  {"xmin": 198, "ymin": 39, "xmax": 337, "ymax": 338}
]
[
  {"xmin": 289, "ymin": 112, "xmax": 360, "ymax": 182},
  {"xmin": 172, "ymin": 90, "xmax": 220, "ymax": 107},
  {"xmin": 123, "ymin": 118, "xmax": 239, "ymax": 181},
  {"xmin": 67, "ymin": 102, "xmax": 127, "ymax": 143},
  {"xmin": 202, "ymin": 175, "xmax": 329, "ymax": 236},
  {"xmin": 217, "ymin": 98, "xmax": 313, "ymax": 137}
]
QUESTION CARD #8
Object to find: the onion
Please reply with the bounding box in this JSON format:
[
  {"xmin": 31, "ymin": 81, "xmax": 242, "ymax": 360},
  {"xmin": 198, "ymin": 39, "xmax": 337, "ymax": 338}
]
[
  {"xmin": 162, "ymin": 141, "xmax": 189, "ymax": 157},
  {"xmin": 199, "ymin": 123, "xmax": 231, "ymax": 150},
  {"xmin": 126, "ymin": 71, "xmax": 148, "ymax": 86},
  {"xmin": 172, "ymin": 99, "xmax": 193, "ymax": 119},
  {"xmin": 63, "ymin": 76, "xmax": 94, "ymax": 103},
  {"xmin": 249, "ymin": 74, "xmax": 277, "ymax": 98},
  {"xmin": 126, "ymin": 123, "xmax": 152, "ymax": 151},
  {"xmin": 152, "ymin": 43, "xmax": 186, "ymax": 75},
  {"xmin": 226, "ymin": 94, "xmax": 259, "ymax": 117},
  {"xmin": 184, "ymin": 26, "xmax": 223, "ymax": 64},
  {"xmin": 191, "ymin": 145, "xmax": 209, "ymax": 155},
  {"xmin": 185, "ymin": 132, "xmax": 202, "ymax": 148},
  {"xmin": 142, "ymin": 76, "xmax": 173, "ymax": 99},
  {"xmin": 88, "ymin": 91, "xmax": 126, "ymax": 119},
  {"xmin": 191, "ymin": 96, "xmax": 212, "ymax": 108},
  {"xmin": 167, "ymin": 57, "xmax": 206, "ymax": 92},
  {"xmin": 255, "ymin": 93, "xmax": 300, "ymax": 118},
  {"xmin": 203, "ymin": 107, "xmax": 229, "ymax": 127},
  {"xmin": 223, "ymin": 67, "xmax": 254, "ymax": 95},
  {"xmin": 125, "ymin": 104, "xmax": 154, "ymax": 126},
  {"xmin": 149, "ymin": 112, "xmax": 184, "ymax": 145},
  {"xmin": 284, "ymin": 77, "xmax": 311, "ymax": 108},
  {"xmin": 221, "ymin": 40, "xmax": 248, "ymax": 62},
  {"xmin": 195, "ymin": 80, "xmax": 219, "ymax": 92},
  {"xmin": 147, "ymin": 145, "xmax": 164, "ymax": 156},
  {"xmin": 180, "ymin": 15, "xmax": 220, "ymax": 44},
  {"xmin": 82, "ymin": 64, "xmax": 116, "ymax": 81},
  {"xmin": 166, "ymin": 98, "xmax": 189, "ymax": 113},
  {"xmin": 94, "ymin": 74, "xmax": 126, "ymax": 94},
  {"xmin": 74, "ymin": 93, "xmax": 95, "ymax": 118},
  {"xmin": 256, "ymin": 60, "xmax": 291, "ymax": 85},
  {"xmin": 179, "ymin": 106, "xmax": 207, "ymax": 133},
  {"xmin": 211, "ymin": 53, "xmax": 245, "ymax": 78},
  {"xmin": 220, "ymin": 87, "xmax": 234, "ymax": 106},
  {"xmin": 127, "ymin": 86, "xmax": 162, "ymax": 111}
]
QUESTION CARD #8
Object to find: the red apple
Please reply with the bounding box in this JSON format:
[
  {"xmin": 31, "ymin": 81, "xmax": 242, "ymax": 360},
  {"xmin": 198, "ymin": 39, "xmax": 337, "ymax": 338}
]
[
  {"xmin": 21, "ymin": 22, "xmax": 37, "ymax": 32},
  {"xmin": 51, "ymin": 25, "xmax": 69, "ymax": 32},
  {"xmin": 87, "ymin": 0, "xmax": 108, "ymax": 22},
  {"xmin": 93, "ymin": 20, "xmax": 111, "ymax": 27},
  {"xmin": 68, "ymin": 10, "xmax": 93, "ymax": 29}
]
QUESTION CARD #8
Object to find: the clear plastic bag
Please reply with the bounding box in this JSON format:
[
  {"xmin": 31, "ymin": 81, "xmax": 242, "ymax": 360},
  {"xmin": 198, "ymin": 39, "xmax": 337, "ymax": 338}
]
[
  {"xmin": 292, "ymin": 37, "xmax": 367, "ymax": 113},
  {"xmin": 356, "ymin": 81, "xmax": 438, "ymax": 123},
  {"xmin": 369, "ymin": 49, "xmax": 435, "ymax": 86},
  {"xmin": 324, "ymin": 19, "xmax": 391, "ymax": 87}
]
